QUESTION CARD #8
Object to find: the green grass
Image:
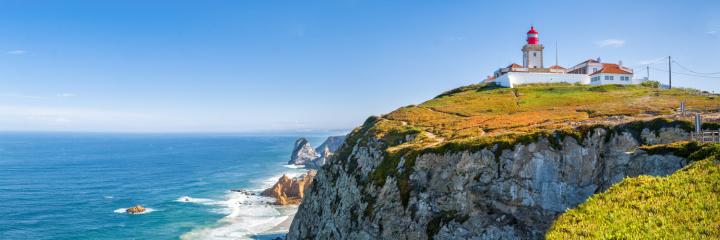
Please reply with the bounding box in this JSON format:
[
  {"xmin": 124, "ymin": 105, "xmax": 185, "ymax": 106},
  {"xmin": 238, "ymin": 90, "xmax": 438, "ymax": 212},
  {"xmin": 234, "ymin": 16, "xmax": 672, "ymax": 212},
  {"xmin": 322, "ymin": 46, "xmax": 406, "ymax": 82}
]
[
  {"xmin": 341, "ymin": 83, "xmax": 720, "ymax": 222},
  {"xmin": 546, "ymin": 143, "xmax": 720, "ymax": 239},
  {"xmin": 384, "ymin": 83, "xmax": 720, "ymax": 140}
]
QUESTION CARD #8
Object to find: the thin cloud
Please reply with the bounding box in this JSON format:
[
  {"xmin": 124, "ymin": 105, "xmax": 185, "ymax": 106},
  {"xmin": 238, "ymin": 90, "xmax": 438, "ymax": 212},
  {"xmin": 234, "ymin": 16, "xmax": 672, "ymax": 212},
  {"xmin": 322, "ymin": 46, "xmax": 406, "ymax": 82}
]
[
  {"xmin": 57, "ymin": 93, "xmax": 77, "ymax": 97},
  {"xmin": 595, "ymin": 39, "xmax": 625, "ymax": 48},
  {"xmin": 0, "ymin": 104, "xmax": 154, "ymax": 127},
  {"xmin": 0, "ymin": 93, "xmax": 46, "ymax": 100},
  {"xmin": 707, "ymin": 30, "xmax": 717, "ymax": 37},
  {"xmin": 7, "ymin": 50, "xmax": 26, "ymax": 55}
]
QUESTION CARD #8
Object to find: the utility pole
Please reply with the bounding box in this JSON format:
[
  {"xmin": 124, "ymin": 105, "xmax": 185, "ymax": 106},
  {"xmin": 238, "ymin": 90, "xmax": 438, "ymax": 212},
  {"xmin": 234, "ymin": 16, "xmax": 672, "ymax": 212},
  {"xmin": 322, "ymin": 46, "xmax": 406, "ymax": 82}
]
[
  {"xmin": 646, "ymin": 65, "xmax": 650, "ymax": 80},
  {"xmin": 668, "ymin": 56, "xmax": 672, "ymax": 89}
]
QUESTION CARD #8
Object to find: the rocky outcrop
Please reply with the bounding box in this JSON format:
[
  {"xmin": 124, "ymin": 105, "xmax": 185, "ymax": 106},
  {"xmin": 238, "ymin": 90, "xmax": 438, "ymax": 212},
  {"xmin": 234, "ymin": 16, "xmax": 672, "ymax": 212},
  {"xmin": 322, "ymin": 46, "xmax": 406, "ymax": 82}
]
[
  {"xmin": 289, "ymin": 138, "xmax": 319, "ymax": 165},
  {"xmin": 289, "ymin": 136, "xmax": 347, "ymax": 168},
  {"xmin": 288, "ymin": 124, "xmax": 691, "ymax": 239},
  {"xmin": 315, "ymin": 136, "xmax": 346, "ymax": 157},
  {"xmin": 262, "ymin": 170, "xmax": 317, "ymax": 205},
  {"xmin": 125, "ymin": 205, "xmax": 146, "ymax": 214},
  {"xmin": 307, "ymin": 136, "xmax": 347, "ymax": 168}
]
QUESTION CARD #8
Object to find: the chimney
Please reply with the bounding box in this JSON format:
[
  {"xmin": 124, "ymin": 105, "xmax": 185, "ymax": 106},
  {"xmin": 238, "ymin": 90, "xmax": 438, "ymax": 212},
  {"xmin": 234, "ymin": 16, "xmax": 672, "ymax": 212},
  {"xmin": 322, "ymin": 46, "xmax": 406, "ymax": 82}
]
[
  {"xmin": 619, "ymin": 60, "xmax": 623, "ymax": 66},
  {"xmin": 596, "ymin": 57, "xmax": 601, "ymax": 62}
]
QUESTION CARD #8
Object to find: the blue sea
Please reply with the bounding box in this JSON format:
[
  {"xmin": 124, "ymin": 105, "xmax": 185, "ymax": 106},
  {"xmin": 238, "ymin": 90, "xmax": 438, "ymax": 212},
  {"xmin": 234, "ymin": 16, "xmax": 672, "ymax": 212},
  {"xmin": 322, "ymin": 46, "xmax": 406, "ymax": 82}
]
[{"xmin": 0, "ymin": 132, "xmax": 335, "ymax": 240}]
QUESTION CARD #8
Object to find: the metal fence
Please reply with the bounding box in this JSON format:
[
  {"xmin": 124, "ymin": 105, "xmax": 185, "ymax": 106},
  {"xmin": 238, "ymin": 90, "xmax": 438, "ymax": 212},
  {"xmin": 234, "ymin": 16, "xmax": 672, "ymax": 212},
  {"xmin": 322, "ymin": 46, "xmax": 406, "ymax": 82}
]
[{"xmin": 691, "ymin": 131, "xmax": 720, "ymax": 143}]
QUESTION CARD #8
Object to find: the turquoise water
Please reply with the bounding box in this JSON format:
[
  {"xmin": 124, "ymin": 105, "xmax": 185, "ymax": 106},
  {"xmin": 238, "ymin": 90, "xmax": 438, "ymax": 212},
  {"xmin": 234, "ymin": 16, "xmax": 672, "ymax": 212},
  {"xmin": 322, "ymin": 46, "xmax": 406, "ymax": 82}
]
[{"xmin": 0, "ymin": 133, "xmax": 330, "ymax": 239}]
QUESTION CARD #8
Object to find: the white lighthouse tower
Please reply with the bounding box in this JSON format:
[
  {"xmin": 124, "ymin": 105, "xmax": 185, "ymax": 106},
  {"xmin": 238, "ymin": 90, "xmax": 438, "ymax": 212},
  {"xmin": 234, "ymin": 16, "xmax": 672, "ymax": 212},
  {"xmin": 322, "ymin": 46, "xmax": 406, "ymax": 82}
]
[{"xmin": 522, "ymin": 26, "xmax": 544, "ymax": 68}]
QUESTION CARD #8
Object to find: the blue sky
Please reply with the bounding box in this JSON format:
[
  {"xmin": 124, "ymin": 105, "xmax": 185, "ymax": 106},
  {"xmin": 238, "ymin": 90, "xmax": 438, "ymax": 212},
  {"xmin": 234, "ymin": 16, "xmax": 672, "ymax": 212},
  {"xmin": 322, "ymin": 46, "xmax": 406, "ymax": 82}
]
[{"xmin": 1, "ymin": 0, "xmax": 719, "ymax": 132}]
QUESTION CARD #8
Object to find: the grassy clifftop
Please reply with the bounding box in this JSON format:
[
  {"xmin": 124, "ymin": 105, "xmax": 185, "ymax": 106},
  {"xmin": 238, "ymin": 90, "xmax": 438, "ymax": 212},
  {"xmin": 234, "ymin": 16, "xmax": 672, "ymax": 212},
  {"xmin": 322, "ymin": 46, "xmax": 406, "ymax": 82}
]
[
  {"xmin": 547, "ymin": 142, "xmax": 720, "ymax": 239},
  {"xmin": 384, "ymin": 82, "xmax": 719, "ymax": 141},
  {"xmin": 357, "ymin": 82, "xmax": 720, "ymax": 166},
  {"xmin": 331, "ymin": 83, "xmax": 720, "ymax": 237},
  {"xmin": 337, "ymin": 82, "xmax": 720, "ymax": 209}
]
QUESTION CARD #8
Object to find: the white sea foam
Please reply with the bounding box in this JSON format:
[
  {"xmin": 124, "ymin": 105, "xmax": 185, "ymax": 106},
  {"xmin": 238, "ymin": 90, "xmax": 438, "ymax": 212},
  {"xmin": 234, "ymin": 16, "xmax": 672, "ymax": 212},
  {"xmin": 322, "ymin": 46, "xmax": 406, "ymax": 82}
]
[
  {"xmin": 180, "ymin": 191, "xmax": 287, "ymax": 240},
  {"xmin": 113, "ymin": 207, "xmax": 156, "ymax": 214},
  {"xmin": 181, "ymin": 168, "xmax": 307, "ymax": 239},
  {"xmin": 176, "ymin": 196, "xmax": 220, "ymax": 205},
  {"xmin": 282, "ymin": 164, "xmax": 305, "ymax": 169}
]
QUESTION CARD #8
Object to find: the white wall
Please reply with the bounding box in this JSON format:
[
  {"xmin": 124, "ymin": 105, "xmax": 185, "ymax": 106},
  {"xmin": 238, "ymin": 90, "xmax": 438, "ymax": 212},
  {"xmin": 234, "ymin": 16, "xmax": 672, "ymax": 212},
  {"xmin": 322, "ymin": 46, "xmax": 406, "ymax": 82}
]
[
  {"xmin": 590, "ymin": 73, "xmax": 634, "ymax": 85},
  {"xmin": 525, "ymin": 50, "xmax": 543, "ymax": 68},
  {"xmin": 494, "ymin": 72, "xmax": 590, "ymax": 88}
]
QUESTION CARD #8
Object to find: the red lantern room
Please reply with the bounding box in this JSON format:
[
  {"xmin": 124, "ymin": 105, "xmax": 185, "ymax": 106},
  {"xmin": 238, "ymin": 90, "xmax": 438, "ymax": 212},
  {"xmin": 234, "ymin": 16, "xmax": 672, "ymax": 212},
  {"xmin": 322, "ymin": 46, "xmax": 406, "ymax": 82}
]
[{"xmin": 527, "ymin": 26, "xmax": 539, "ymax": 45}]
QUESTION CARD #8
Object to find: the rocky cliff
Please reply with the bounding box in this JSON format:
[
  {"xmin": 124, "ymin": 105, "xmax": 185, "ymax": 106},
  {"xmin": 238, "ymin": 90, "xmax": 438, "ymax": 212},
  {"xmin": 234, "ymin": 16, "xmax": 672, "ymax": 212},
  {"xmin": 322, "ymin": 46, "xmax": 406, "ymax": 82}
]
[
  {"xmin": 288, "ymin": 83, "xmax": 720, "ymax": 239},
  {"xmin": 262, "ymin": 170, "xmax": 316, "ymax": 205},
  {"xmin": 289, "ymin": 138, "xmax": 319, "ymax": 165},
  {"xmin": 289, "ymin": 136, "xmax": 347, "ymax": 168},
  {"xmin": 309, "ymin": 136, "xmax": 347, "ymax": 168},
  {"xmin": 288, "ymin": 120, "xmax": 694, "ymax": 239}
]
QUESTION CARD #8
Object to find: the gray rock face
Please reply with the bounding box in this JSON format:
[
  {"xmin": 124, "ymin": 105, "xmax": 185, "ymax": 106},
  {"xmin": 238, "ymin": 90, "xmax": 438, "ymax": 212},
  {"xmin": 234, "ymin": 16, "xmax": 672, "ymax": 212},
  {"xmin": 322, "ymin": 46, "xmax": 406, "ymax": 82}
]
[
  {"xmin": 307, "ymin": 136, "xmax": 347, "ymax": 168},
  {"xmin": 289, "ymin": 138, "xmax": 319, "ymax": 165},
  {"xmin": 315, "ymin": 135, "xmax": 347, "ymax": 157},
  {"xmin": 288, "ymin": 127, "xmax": 689, "ymax": 240},
  {"xmin": 289, "ymin": 136, "xmax": 347, "ymax": 167}
]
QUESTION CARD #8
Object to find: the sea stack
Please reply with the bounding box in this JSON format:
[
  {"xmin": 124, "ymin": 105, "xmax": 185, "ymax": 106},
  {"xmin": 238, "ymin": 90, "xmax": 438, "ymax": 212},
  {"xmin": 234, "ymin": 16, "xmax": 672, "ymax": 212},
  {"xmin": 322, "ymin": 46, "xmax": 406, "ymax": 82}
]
[
  {"xmin": 288, "ymin": 138, "xmax": 319, "ymax": 165},
  {"xmin": 262, "ymin": 170, "xmax": 316, "ymax": 205},
  {"xmin": 288, "ymin": 136, "xmax": 347, "ymax": 168},
  {"xmin": 125, "ymin": 205, "xmax": 146, "ymax": 214}
]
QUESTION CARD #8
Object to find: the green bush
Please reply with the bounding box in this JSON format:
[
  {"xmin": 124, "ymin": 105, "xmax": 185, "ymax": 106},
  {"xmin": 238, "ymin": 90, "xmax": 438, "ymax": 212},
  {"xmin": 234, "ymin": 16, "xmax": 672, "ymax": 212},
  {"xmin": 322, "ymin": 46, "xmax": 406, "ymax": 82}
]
[{"xmin": 547, "ymin": 143, "xmax": 720, "ymax": 239}]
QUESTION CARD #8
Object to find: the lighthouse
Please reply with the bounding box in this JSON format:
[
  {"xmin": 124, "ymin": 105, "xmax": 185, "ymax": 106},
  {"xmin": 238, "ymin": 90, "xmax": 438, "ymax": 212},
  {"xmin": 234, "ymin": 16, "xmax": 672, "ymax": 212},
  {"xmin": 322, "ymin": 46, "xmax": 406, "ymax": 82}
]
[{"xmin": 522, "ymin": 26, "xmax": 544, "ymax": 68}]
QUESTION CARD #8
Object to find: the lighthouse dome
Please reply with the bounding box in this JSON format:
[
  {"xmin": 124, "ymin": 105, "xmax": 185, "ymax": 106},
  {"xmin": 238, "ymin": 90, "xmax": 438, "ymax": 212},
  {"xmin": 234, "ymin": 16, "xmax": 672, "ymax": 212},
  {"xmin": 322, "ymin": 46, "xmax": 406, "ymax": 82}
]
[
  {"xmin": 527, "ymin": 26, "xmax": 538, "ymax": 34},
  {"xmin": 526, "ymin": 26, "xmax": 539, "ymax": 45}
]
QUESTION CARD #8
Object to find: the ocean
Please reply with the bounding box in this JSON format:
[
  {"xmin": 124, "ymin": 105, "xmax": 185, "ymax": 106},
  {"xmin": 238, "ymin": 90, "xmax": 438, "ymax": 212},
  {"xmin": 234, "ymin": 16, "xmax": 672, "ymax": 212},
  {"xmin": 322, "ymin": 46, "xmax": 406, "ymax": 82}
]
[{"xmin": 0, "ymin": 132, "xmax": 335, "ymax": 240}]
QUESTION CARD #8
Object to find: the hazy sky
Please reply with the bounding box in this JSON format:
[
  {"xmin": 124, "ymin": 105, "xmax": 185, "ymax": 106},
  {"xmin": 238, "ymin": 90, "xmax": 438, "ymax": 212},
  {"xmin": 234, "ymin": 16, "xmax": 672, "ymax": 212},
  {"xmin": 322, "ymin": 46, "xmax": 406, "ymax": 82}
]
[{"xmin": 1, "ymin": 0, "xmax": 719, "ymax": 132}]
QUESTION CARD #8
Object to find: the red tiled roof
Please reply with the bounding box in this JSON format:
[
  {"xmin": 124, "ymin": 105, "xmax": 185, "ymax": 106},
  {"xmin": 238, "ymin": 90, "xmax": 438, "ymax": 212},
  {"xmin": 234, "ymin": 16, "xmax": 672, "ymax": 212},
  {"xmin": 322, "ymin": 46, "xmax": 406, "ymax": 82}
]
[
  {"xmin": 549, "ymin": 65, "xmax": 565, "ymax": 70},
  {"xmin": 590, "ymin": 63, "xmax": 632, "ymax": 75}
]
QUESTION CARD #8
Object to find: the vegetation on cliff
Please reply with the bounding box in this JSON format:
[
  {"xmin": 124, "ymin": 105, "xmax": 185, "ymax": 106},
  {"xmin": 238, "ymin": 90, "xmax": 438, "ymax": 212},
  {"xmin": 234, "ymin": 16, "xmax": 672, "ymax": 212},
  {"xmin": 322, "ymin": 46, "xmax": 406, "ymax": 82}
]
[
  {"xmin": 547, "ymin": 142, "xmax": 720, "ymax": 239},
  {"xmin": 292, "ymin": 82, "xmax": 720, "ymax": 239},
  {"xmin": 339, "ymin": 83, "xmax": 719, "ymax": 209},
  {"xmin": 386, "ymin": 82, "xmax": 717, "ymax": 140}
]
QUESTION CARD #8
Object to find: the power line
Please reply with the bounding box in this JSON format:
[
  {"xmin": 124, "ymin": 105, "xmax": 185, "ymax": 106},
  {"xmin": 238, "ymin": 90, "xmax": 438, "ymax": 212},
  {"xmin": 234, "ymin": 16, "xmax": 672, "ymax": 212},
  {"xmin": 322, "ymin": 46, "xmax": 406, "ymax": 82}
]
[
  {"xmin": 672, "ymin": 60, "xmax": 720, "ymax": 75},
  {"xmin": 628, "ymin": 57, "xmax": 666, "ymax": 69},
  {"xmin": 649, "ymin": 66, "xmax": 720, "ymax": 79},
  {"xmin": 630, "ymin": 57, "xmax": 668, "ymax": 75}
]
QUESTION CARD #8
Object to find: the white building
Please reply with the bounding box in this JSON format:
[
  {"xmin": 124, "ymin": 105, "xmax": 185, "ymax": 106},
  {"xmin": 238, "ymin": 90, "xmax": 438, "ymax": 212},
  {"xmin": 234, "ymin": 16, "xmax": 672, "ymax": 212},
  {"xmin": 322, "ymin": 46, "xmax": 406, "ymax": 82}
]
[
  {"xmin": 567, "ymin": 58, "xmax": 605, "ymax": 74},
  {"xmin": 589, "ymin": 63, "xmax": 634, "ymax": 85},
  {"xmin": 490, "ymin": 26, "xmax": 635, "ymax": 88},
  {"xmin": 494, "ymin": 71, "xmax": 590, "ymax": 88}
]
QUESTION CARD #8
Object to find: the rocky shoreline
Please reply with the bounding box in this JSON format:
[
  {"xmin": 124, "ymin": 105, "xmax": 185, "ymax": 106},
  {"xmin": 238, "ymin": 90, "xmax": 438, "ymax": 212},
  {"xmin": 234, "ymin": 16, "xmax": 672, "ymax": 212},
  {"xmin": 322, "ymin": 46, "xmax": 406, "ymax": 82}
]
[{"xmin": 262, "ymin": 170, "xmax": 317, "ymax": 205}]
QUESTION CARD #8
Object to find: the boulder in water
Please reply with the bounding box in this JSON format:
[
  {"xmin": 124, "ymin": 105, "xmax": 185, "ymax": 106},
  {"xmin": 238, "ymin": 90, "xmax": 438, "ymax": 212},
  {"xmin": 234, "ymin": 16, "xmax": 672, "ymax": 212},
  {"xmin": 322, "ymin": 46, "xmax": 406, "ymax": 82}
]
[{"xmin": 125, "ymin": 205, "xmax": 146, "ymax": 214}]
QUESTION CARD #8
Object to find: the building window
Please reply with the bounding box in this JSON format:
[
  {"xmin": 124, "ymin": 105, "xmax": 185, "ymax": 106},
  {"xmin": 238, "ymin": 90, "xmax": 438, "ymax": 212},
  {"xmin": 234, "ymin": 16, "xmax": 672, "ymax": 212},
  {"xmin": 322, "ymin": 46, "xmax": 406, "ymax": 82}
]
[
  {"xmin": 604, "ymin": 76, "xmax": 614, "ymax": 80},
  {"xmin": 593, "ymin": 68, "xmax": 598, "ymax": 72},
  {"xmin": 533, "ymin": 52, "xmax": 536, "ymax": 57}
]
